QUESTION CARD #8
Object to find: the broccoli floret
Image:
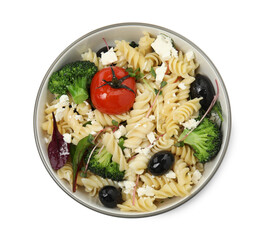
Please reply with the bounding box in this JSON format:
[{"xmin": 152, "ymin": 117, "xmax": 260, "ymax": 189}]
[
  {"xmin": 87, "ymin": 147, "xmax": 125, "ymax": 181},
  {"xmin": 178, "ymin": 118, "xmax": 222, "ymax": 163},
  {"xmin": 105, "ymin": 161, "xmax": 125, "ymax": 181},
  {"xmin": 48, "ymin": 61, "xmax": 98, "ymax": 104}
]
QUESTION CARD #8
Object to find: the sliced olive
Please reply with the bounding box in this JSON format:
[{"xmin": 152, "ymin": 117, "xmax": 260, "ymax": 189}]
[
  {"xmin": 96, "ymin": 46, "xmax": 114, "ymax": 57},
  {"xmin": 190, "ymin": 74, "xmax": 215, "ymax": 111},
  {"xmin": 99, "ymin": 186, "xmax": 122, "ymax": 208},
  {"xmin": 148, "ymin": 151, "xmax": 175, "ymax": 176}
]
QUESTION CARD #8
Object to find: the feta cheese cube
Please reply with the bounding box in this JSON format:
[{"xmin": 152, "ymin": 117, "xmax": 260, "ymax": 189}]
[
  {"xmin": 165, "ymin": 170, "xmax": 176, "ymax": 179},
  {"xmin": 178, "ymin": 82, "xmax": 186, "ymax": 90},
  {"xmin": 74, "ymin": 115, "xmax": 83, "ymax": 122},
  {"xmin": 151, "ymin": 34, "xmax": 178, "ymax": 61},
  {"xmin": 63, "ymin": 133, "xmax": 72, "ymax": 143},
  {"xmin": 192, "ymin": 170, "xmax": 202, "ymax": 184},
  {"xmin": 124, "ymin": 148, "xmax": 132, "ymax": 158},
  {"xmin": 147, "ymin": 132, "xmax": 156, "ymax": 144},
  {"xmin": 118, "ymin": 181, "xmax": 135, "ymax": 194},
  {"xmin": 185, "ymin": 50, "xmax": 194, "ymax": 61},
  {"xmin": 114, "ymin": 125, "xmax": 127, "ymax": 139},
  {"xmin": 137, "ymin": 185, "xmax": 155, "ymax": 197},
  {"xmin": 155, "ymin": 62, "xmax": 167, "ymax": 85},
  {"xmin": 149, "ymin": 115, "xmax": 156, "ymax": 120},
  {"xmin": 100, "ymin": 48, "xmax": 118, "ymax": 65},
  {"xmin": 182, "ymin": 119, "xmax": 199, "ymax": 130}
]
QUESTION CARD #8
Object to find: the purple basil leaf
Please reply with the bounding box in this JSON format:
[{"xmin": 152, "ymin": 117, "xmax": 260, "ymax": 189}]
[{"xmin": 48, "ymin": 112, "xmax": 70, "ymax": 170}]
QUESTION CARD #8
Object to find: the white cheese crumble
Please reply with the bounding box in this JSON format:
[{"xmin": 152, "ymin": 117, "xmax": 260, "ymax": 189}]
[
  {"xmin": 137, "ymin": 185, "xmax": 155, "ymax": 197},
  {"xmin": 192, "ymin": 170, "xmax": 202, "ymax": 184},
  {"xmin": 155, "ymin": 62, "xmax": 167, "ymax": 85},
  {"xmin": 165, "ymin": 170, "xmax": 176, "ymax": 179},
  {"xmin": 74, "ymin": 115, "xmax": 83, "ymax": 122},
  {"xmin": 124, "ymin": 148, "xmax": 132, "ymax": 158},
  {"xmin": 63, "ymin": 133, "xmax": 72, "ymax": 143},
  {"xmin": 147, "ymin": 132, "xmax": 156, "ymax": 144},
  {"xmin": 118, "ymin": 181, "xmax": 135, "ymax": 194},
  {"xmin": 134, "ymin": 146, "xmax": 152, "ymax": 156},
  {"xmin": 114, "ymin": 125, "xmax": 127, "ymax": 139},
  {"xmin": 178, "ymin": 82, "xmax": 186, "ymax": 90},
  {"xmin": 86, "ymin": 109, "xmax": 95, "ymax": 122},
  {"xmin": 149, "ymin": 115, "xmax": 155, "ymax": 120},
  {"xmin": 151, "ymin": 34, "xmax": 178, "ymax": 61},
  {"xmin": 185, "ymin": 50, "xmax": 195, "ymax": 61},
  {"xmin": 182, "ymin": 119, "xmax": 199, "ymax": 130},
  {"xmin": 55, "ymin": 95, "xmax": 69, "ymax": 121},
  {"xmin": 100, "ymin": 47, "xmax": 118, "ymax": 65},
  {"xmin": 55, "ymin": 107, "xmax": 65, "ymax": 122}
]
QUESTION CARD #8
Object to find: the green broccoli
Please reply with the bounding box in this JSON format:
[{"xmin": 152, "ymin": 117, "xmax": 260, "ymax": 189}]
[
  {"xmin": 48, "ymin": 61, "xmax": 98, "ymax": 104},
  {"xmin": 87, "ymin": 147, "xmax": 125, "ymax": 181},
  {"xmin": 178, "ymin": 118, "xmax": 222, "ymax": 163},
  {"xmin": 105, "ymin": 161, "xmax": 125, "ymax": 182}
]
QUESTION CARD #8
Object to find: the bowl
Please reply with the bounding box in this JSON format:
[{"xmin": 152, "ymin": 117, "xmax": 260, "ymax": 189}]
[{"xmin": 33, "ymin": 22, "xmax": 231, "ymax": 218}]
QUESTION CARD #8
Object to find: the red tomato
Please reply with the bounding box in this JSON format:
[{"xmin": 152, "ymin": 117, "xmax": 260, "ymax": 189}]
[{"xmin": 90, "ymin": 66, "xmax": 136, "ymax": 115}]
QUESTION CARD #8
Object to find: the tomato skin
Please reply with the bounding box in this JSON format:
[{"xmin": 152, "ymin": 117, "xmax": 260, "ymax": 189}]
[{"xmin": 90, "ymin": 67, "xmax": 136, "ymax": 115}]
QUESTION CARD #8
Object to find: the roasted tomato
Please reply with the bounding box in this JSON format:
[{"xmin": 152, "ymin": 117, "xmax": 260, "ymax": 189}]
[{"xmin": 90, "ymin": 66, "xmax": 136, "ymax": 115}]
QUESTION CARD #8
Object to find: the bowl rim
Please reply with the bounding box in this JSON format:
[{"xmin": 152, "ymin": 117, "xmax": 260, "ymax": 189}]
[{"xmin": 33, "ymin": 22, "xmax": 231, "ymax": 218}]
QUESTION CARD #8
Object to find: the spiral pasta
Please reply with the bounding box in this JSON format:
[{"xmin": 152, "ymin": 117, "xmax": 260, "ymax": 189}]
[
  {"xmin": 168, "ymin": 51, "xmax": 199, "ymax": 78},
  {"xmin": 81, "ymin": 48, "xmax": 105, "ymax": 70},
  {"xmin": 171, "ymin": 145, "xmax": 198, "ymax": 166},
  {"xmin": 128, "ymin": 153, "xmax": 150, "ymax": 175},
  {"xmin": 114, "ymin": 40, "xmax": 153, "ymax": 72},
  {"xmin": 140, "ymin": 173, "xmax": 170, "ymax": 189},
  {"xmin": 151, "ymin": 134, "xmax": 174, "ymax": 153},
  {"xmin": 145, "ymin": 52, "xmax": 161, "ymax": 67},
  {"xmin": 176, "ymin": 76, "xmax": 195, "ymax": 105},
  {"xmin": 101, "ymin": 132, "xmax": 128, "ymax": 171},
  {"xmin": 138, "ymin": 31, "xmax": 155, "ymax": 56},
  {"xmin": 153, "ymin": 180, "xmax": 192, "ymax": 199},
  {"xmin": 117, "ymin": 197, "xmax": 157, "ymax": 212},
  {"xmin": 57, "ymin": 162, "xmax": 84, "ymax": 188},
  {"xmin": 173, "ymin": 158, "xmax": 192, "ymax": 186},
  {"xmin": 162, "ymin": 74, "xmax": 179, "ymax": 116},
  {"xmin": 172, "ymin": 97, "xmax": 202, "ymax": 123},
  {"xmin": 124, "ymin": 117, "xmax": 155, "ymax": 149},
  {"xmin": 81, "ymin": 175, "xmax": 119, "ymax": 196},
  {"xmin": 94, "ymin": 109, "xmax": 130, "ymax": 127}
]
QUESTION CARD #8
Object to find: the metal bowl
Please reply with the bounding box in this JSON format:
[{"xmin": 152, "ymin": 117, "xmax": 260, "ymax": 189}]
[{"xmin": 33, "ymin": 22, "xmax": 231, "ymax": 218}]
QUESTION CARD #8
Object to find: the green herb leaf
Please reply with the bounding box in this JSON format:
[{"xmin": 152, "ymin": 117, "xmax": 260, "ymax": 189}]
[
  {"xmin": 126, "ymin": 68, "xmax": 144, "ymax": 81},
  {"xmin": 174, "ymin": 141, "xmax": 184, "ymax": 147},
  {"xmin": 160, "ymin": 81, "xmax": 167, "ymax": 88},
  {"xmin": 69, "ymin": 143, "xmax": 77, "ymax": 164},
  {"xmin": 118, "ymin": 137, "xmax": 126, "ymax": 150},
  {"xmin": 126, "ymin": 67, "xmax": 134, "ymax": 73},
  {"xmin": 82, "ymin": 121, "xmax": 92, "ymax": 127},
  {"xmin": 112, "ymin": 120, "xmax": 119, "ymax": 126},
  {"xmin": 150, "ymin": 67, "xmax": 156, "ymax": 78},
  {"xmin": 72, "ymin": 134, "xmax": 94, "ymax": 192},
  {"xmin": 154, "ymin": 88, "xmax": 162, "ymax": 95}
]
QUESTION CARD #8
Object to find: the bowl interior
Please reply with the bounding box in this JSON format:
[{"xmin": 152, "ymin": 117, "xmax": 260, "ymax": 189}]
[{"xmin": 34, "ymin": 23, "xmax": 231, "ymax": 217}]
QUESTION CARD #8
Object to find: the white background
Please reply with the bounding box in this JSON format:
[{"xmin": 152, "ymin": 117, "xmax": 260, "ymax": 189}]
[{"xmin": 1, "ymin": 0, "xmax": 265, "ymax": 239}]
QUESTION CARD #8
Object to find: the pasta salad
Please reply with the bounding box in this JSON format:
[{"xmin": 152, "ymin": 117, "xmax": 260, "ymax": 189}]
[{"xmin": 42, "ymin": 32, "xmax": 222, "ymax": 212}]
